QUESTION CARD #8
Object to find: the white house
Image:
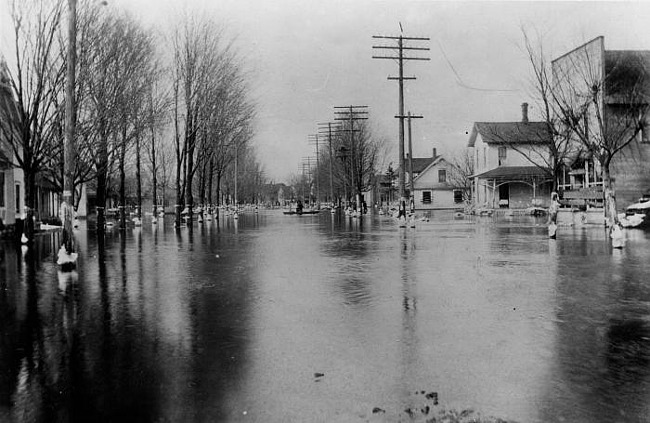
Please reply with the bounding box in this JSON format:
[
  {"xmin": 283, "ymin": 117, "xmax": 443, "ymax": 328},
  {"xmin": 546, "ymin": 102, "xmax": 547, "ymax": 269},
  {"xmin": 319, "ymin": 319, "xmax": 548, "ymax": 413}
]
[
  {"xmin": 468, "ymin": 104, "xmax": 554, "ymax": 209},
  {"xmin": 412, "ymin": 155, "xmax": 464, "ymax": 210}
]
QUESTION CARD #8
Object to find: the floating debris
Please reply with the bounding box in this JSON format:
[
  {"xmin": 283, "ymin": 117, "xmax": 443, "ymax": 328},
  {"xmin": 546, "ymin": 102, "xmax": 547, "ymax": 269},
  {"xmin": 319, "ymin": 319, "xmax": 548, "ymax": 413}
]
[{"xmin": 372, "ymin": 407, "xmax": 385, "ymax": 414}]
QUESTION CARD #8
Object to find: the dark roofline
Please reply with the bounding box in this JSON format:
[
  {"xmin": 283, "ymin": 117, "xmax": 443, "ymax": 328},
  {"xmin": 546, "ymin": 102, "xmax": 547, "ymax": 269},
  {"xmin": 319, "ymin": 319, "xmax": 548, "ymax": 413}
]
[
  {"xmin": 468, "ymin": 121, "xmax": 550, "ymax": 147},
  {"xmin": 551, "ymin": 35, "xmax": 604, "ymax": 65}
]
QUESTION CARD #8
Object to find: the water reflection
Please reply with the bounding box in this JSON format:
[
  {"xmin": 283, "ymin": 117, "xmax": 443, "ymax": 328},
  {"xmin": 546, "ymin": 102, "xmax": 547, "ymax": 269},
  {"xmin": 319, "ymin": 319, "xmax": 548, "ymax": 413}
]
[{"xmin": 2, "ymin": 215, "xmax": 650, "ymax": 422}]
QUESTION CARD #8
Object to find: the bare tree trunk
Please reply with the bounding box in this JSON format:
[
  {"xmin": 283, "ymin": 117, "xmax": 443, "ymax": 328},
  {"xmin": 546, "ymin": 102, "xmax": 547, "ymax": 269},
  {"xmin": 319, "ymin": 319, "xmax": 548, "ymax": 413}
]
[
  {"xmin": 208, "ymin": 159, "xmax": 214, "ymax": 207},
  {"xmin": 136, "ymin": 132, "xmax": 142, "ymax": 220},
  {"xmin": 185, "ymin": 123, "xmax": 195, "ymax": 228},
  {"xmin": 216, "ymin": 172, "xmax": 222, "ymax": 219},
  {"xmin": 23, "ymin": 169, "xmax": 36, "ymax": 242},
  {"xmin": 96, "ymin": 135, "xmax": 108, "ymax": 231},
  {"xmin": 119, "ymin": 125, "xmax": 127, "ymax": 229},
  {"xmin": 603, "ymin": 164, "xmax": 618, "ymax": 226},
  {"xmin": 151, "ymin": 127, "xmax": 157, "ymax": 216}
]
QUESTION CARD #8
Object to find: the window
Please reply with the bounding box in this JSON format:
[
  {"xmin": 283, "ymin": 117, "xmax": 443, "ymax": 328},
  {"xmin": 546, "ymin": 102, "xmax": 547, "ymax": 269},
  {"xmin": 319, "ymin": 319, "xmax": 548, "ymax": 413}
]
[
  {"xmin": 498, "ymin": 147, "xmax": 507, "ymax": 166},
  {"xmin": 0, "ymin": 172, "xmax": 4, "ymax": 207},
  {"xmin": 454, "ymin": 190, "xmax": 463, "ymax": 204},
  {"xmin": 438, "ymin": 169, "xmax": 446, "ymax": 183},
  {"xmin": 15, "ymin": 183, "xmax": 20, "ymax": 214},
  {"xmin": 422, "ymin": 191, "xmax": 432, "ymax": 204}
]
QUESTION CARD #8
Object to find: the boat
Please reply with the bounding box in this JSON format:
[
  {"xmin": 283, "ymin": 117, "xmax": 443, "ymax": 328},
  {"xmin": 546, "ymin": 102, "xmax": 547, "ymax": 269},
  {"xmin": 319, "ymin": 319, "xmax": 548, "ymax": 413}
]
[
  {"xmin": 622, "ymin": 196, "xmax": 650, "ymax": 228},
  {"xmin": 283, "ymin": 209, "xmax": 321, "ymax": 215}
]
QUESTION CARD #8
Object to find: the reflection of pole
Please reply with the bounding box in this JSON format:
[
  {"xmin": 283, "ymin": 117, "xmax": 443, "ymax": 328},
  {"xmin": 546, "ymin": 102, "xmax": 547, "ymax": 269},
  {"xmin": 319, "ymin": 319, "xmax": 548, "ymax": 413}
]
[
  {"xmin": 62, "ymin": 0, "xmax": 77, "ymax": 258},
  {"xmin": 234, "ymin": 150, "xmax": 238, "ymax": 207},
  {"xmin": 315, "ymin": 137, "xmax": 320, "ymax": 205}
]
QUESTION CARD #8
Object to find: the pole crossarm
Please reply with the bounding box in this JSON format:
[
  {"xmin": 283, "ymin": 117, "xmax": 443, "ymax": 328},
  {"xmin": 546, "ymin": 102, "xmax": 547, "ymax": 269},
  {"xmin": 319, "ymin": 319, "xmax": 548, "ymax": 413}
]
[
  {"xmin": 388, "ymin": 76, "xmax": 417, "ymax": 80},
  {"xmin": 372, "ymin": 46, "xmax": 431, "ymax": 51},
  {"xmin": 372, "ymin": 56, "xmax": 431, "ymax": 61},
  {"xmin": 395, "ymin": 115, "xmax": 424, "ymax": 119},
  {"xmin": 372, "ymin": 35, "xmax": 430, "ymax": 40}
]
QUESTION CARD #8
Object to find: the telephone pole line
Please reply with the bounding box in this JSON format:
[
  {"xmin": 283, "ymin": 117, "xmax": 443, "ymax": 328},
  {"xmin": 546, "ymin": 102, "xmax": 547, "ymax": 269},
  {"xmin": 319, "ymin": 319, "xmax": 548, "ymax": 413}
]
[
  {"xmin": 334, "ymin": 105, "xmax": 368, "ymax": 211},
  {"xmin": 372, "ymin": 33, "xmax": 429, "ymax": 207},
  {"xmin": 308, "ymin": 134, "xmax": 321, "ymax": 207},
  {"xmin": 318, "ymin": 122, "xmax": 343, "ymax": 207},
  {"xmin": 395, "ymin": 111, "xmax": 423, "ymax": 212}
]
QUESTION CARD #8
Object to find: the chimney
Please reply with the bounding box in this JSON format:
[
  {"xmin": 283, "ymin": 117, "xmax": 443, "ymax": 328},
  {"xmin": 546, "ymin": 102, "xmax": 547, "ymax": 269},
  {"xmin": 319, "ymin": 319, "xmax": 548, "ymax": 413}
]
[
  {"xmin": 432, "ymin": 148, "xmax": 437, "ymax": 159},
  {"xmin": 521, "ymin": 103, "xmax": 529, "ymax": 123}
]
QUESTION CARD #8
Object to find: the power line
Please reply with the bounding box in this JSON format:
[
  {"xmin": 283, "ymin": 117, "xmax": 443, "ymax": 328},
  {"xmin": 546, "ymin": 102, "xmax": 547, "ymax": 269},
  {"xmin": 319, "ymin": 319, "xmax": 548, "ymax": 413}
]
[{"xmin": 437, "ymin": 40, "xmax": 518, "ymax": 93}]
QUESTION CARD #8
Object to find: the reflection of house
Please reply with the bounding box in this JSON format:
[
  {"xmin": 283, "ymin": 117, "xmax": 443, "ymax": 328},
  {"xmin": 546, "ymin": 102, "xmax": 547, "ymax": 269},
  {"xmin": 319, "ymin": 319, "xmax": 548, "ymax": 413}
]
[
  {"xmin": 412, "ymin": 155, "xmax": 464, "ymax": 210},
  {"xmin": 468, "ymin": 104, "xmax": 553, "ymax": 209},
  {"xmin": 552, "ymin": 36, "xmax": 650, "ymax": 210}
]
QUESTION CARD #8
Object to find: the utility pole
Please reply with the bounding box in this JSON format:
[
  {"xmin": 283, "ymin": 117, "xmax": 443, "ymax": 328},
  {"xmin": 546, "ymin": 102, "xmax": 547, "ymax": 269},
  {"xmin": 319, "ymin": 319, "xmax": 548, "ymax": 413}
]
[
  {"xmin": 318, "ymin": 122, "xmax": 342, "ymax": 207},
  {"xmin": 396, "ymin": 111, "xmax": 423, "ymax": 213},
  {"xmin": 58, "ymin": 0, "xmax": 79, "ymax": 268},
  {"xmin": 372, "ymin": 31, "xmax": 429, "ymax": 209},
  {"xmin": 334, "ymin": 105, "xmax": 368, "ymax": 211},
  {"xmin": 308, "ymin": 134, "xmax": 321, "ymax": 208},
  {"xmin": 302, "ymin": 157, "xmax": 314, "ymax": 206}
]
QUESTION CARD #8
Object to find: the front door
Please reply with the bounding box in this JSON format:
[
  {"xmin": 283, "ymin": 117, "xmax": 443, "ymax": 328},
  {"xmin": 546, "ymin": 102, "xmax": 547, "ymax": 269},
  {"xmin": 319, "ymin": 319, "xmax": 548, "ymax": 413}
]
[{"xmin": 499, "ymin": 184, "xmax": 509, "ymax": 208}]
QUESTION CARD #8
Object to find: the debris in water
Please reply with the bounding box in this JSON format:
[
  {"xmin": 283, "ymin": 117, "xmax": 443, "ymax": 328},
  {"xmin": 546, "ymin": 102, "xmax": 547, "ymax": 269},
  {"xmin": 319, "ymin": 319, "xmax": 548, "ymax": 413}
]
[{"xmin": 372, "ymin": 407, "xmax": 385, "ymax": 414}]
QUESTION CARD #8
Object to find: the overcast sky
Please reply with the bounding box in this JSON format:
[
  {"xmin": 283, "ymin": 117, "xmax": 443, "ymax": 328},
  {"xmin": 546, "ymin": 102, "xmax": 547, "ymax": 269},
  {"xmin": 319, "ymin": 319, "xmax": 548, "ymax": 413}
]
[{"xmin": 4, "ymin": 1, "xmax": 650, "ymax": 182}]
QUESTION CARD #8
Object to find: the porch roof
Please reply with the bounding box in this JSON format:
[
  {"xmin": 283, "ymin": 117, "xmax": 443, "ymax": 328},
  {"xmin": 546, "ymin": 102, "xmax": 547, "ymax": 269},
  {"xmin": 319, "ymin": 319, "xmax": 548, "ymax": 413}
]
[{"xmin": 473, "ymin": 166, "xmax": 551, "ymax": 180}]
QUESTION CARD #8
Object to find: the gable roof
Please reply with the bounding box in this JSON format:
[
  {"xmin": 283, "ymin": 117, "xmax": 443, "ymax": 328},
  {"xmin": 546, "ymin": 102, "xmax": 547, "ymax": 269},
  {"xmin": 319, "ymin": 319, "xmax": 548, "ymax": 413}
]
[
  {"xmin": 413, "ymin": 156, "xmax": 447, "ymax": 182},
  {"xmin": 468, "ymin": 122, "xmax": 551, "ymax": 147},
  {"xmin": 399, "ymin": 156, "xmax": 436, "ymax": 175}
]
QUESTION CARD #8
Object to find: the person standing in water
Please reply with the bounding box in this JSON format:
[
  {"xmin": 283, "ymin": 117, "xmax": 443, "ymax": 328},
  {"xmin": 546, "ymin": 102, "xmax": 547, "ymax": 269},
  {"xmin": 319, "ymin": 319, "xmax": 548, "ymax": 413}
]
[{"xmin": 548, "ymin": 192, "xmax": 560, "ymax": 238}]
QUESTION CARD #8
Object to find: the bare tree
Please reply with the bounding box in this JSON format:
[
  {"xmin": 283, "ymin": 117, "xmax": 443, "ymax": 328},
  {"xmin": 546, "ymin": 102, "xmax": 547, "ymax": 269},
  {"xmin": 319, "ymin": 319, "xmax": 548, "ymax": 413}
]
[
  {"xmin": 144, "ymin": 76, "xmax": 171, "ymax": 216},
  {"xmin": 447, "ymin": 148, "xmax": 474, "ymax": 204},
  {"xmin": 324, "ymin": 119, "xmax": 386, "ymax": 207},
  {"xmin": 520, "ymin": 29, "xmax": 577, "ymax": 190},
  {"xmin": 170, "ymin": 14, "xmax": 224, "ymax": 227},
  {"xmin": 551, "ymin": 37, "xmax": 650, "ymax": 225},
  {"xmin": 169, "ymin": 13, "xmax": 255, "ymax": 225},
  {"xmin": 0, "ymin": 0, "xmax": 65, "ymax": 242}
]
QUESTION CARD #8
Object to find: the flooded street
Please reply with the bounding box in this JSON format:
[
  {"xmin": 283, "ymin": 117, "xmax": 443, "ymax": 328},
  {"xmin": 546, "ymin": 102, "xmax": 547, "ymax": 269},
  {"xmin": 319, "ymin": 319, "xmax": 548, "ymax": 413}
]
[{"xmin": 2, "ymin": 211, "xmax": 650, "ymax": 422}]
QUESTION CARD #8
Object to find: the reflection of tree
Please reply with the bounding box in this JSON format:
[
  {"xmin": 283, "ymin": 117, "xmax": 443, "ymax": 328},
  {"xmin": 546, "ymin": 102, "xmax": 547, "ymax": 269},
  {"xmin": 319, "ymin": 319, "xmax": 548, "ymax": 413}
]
[{"xmin": 606, "ymin": 318, "xmax": 650, "ymax": 383}]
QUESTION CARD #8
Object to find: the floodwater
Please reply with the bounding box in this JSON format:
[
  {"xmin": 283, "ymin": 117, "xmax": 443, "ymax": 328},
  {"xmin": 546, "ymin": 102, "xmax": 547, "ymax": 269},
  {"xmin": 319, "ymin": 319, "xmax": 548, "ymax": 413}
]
[{"xmin": 2, "ymin": 211, "xmax": 650, "ymax": 423}]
